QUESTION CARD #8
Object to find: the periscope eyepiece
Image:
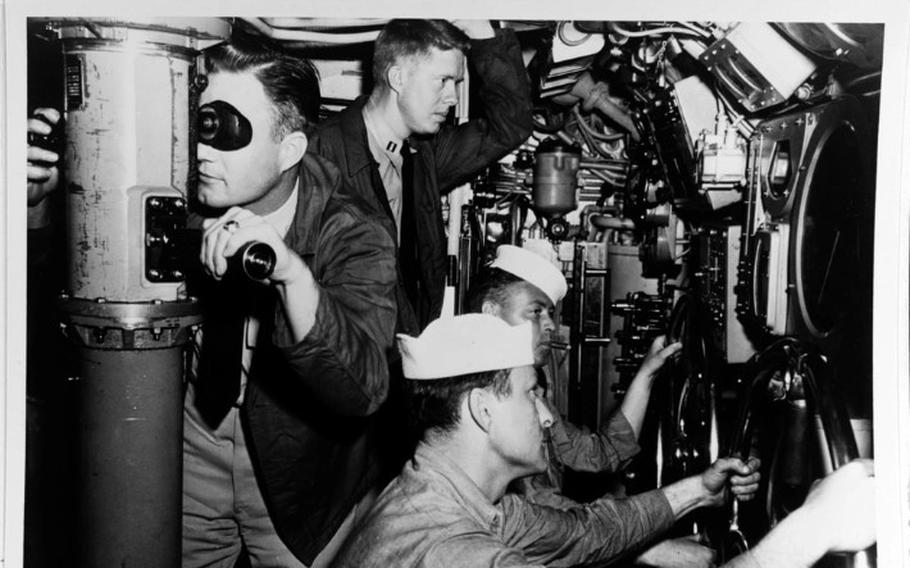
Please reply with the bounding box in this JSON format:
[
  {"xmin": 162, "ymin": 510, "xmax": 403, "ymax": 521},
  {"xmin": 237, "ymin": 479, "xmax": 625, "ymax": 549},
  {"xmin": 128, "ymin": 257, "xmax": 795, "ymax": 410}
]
[{"xmin": 197, "ymin": 100, "xmax": 253, "ymax": 152}]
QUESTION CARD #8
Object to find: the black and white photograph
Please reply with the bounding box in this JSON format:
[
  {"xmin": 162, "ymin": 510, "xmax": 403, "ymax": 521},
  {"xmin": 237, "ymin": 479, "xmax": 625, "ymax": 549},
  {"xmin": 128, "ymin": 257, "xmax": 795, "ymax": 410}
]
[{"xmin": 5, "ymin": 3, "xmax": 910, "ymax": 567}]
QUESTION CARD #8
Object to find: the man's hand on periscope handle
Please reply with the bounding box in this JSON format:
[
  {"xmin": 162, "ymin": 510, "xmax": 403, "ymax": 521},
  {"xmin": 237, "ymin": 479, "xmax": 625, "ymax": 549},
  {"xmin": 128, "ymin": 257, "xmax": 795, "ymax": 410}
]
[
  {"xmin": 200, "ymin": 206, "xmax": 303, "ymax": 284},
  {"xmin": 27, "ymin": 108, "xmax": 62, "ymax": 228}
]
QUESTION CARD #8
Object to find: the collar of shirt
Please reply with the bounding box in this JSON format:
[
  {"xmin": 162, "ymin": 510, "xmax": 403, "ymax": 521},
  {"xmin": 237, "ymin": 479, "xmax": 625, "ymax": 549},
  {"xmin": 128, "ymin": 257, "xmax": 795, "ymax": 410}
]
[
  {"xmin": 362, "ymin": 103, "xmax": 404, "ymax": 169},
  {"xmin": 260, "ymin": 181, "xmax": 299, "ymax": 239},
  {"xmin": 411, "ymin": 442, "xmax": 503, "ymax": 529}
]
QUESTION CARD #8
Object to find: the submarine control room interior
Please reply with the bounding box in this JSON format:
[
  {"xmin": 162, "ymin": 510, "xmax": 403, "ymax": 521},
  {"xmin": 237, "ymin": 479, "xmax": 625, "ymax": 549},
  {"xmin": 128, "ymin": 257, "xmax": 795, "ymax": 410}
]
[{"xmin": 14, "ymin": 15, "xmax": 910, "ymax": 568}]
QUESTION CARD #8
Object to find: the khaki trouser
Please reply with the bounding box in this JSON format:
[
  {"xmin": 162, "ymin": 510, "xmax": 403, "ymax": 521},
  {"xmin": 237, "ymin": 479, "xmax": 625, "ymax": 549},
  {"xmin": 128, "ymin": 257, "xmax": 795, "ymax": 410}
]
[{"xmin": 183, "ymin": 384, "xmax": 375, "ymax": 567}]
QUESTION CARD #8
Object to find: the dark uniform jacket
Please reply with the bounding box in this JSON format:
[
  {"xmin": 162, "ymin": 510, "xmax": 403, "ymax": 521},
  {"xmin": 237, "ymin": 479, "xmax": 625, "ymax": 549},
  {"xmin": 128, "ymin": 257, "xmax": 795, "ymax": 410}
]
[
  {"xmin": 188, "ymin": 153, "xmax": 397, "ymax": 565},
  {"xmin": 308, "ymin": 29, "xmax": 533, "ymax": 334}
]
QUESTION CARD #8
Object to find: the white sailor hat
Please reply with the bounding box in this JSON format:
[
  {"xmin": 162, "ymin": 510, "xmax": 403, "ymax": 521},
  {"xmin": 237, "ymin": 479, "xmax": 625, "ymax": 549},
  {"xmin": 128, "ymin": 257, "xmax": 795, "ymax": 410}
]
[
  {"xmin": 490, "ymin": 244, "xmax": 568, "ymax": 304},
  {"xmin": 397, "ymin": 314, "xmax": 535, "ymax": 380}
]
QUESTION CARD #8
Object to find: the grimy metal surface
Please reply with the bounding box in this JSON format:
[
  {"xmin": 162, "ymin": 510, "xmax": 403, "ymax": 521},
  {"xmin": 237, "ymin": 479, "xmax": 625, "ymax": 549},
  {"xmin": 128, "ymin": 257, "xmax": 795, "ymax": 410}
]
[{"xmin": 63, "ymin": 35, "xmax": 193, "ymax": 302}]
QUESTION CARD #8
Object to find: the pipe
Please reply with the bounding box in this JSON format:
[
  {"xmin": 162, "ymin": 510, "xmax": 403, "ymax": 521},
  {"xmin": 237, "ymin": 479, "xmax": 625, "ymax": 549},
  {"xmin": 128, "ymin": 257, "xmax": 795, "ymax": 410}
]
[
  {"xmin": 242, "ymin": 18, "xmax": 381, "ymax": 44},
  {"xmin": 569, "ymin": 73, "xmax": 640, "ymax": 142},
  {"xmin": 259, "ymin": 17, "xmax": 388, "ymax": 30},
  {"xmin": 589, "ymin": 215, "xmax": 635, "ymax": 231}
]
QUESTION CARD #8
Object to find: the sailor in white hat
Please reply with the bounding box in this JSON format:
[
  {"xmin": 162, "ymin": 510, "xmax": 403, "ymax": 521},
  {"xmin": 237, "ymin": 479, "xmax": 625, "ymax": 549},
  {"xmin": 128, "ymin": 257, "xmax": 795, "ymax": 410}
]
[
  {"xmin": 330, "ymin": 313, "xmax": 762, "ymax": 568},
  {"xmin": 469, "ymin": 244, "xmax": 681, "ymax": 444},
  {"xmin": 465, "ymin": 244, "xmax": 723, "ymax": 566}
]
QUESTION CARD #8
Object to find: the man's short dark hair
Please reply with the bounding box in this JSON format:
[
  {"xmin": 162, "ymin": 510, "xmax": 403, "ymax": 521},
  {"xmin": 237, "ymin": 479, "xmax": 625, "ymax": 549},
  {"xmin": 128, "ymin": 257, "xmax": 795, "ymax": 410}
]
[
  {"xmin": 204, "ymin": 33, "xmax": 320, "ymax": 138},
  {"xmin": 372, "ymin": 19, "xmax": 471, "ymax": 90},
  {"xmin": 407, "ymin": 368, "xmax": 512, "ymax": 440},
  {"xmin": 464, "ymin": 267, "xmax": 525, "ymax": 314}
]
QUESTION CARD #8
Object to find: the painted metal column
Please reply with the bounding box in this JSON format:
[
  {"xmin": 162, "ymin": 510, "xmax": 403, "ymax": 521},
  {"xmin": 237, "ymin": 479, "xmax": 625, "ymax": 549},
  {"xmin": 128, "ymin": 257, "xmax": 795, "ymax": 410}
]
[{"xmin": 50, "ymin": 18, "xmax": 226, "ymax": 567}]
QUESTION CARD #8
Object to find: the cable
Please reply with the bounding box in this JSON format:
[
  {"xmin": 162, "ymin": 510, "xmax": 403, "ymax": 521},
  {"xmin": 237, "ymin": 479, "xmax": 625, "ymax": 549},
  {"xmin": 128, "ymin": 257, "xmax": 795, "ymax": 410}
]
[
  {"xmin": 676, "ymin": 21, "xmax": 713, "ymax": 39},
  {"xmin": 557, "ymin": 21, "xmax": 592, "ymax": 47},
  {"xmin": 609, "ymin": 22, "xmax": 707, "ymax": 39},
  {"xmin": 576, "ymin": 117, "xmax": 624, "ymax": 161},
  {"xmin": 844, "ymin": 70, "xmax": 882, "ymax": 89},
  {"xmin": 573, "ymin": 105, "xmax": 627, "ymax": 142},
  {"xmin": 586, "ymin": 168, "xmax": 626, "ymax": 187}
]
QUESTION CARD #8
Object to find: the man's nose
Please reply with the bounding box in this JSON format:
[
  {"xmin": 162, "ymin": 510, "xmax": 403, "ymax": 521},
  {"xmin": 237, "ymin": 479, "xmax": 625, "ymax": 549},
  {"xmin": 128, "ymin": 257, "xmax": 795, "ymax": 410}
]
[
  {"xmin": 534, "ymin": 397, "xmax": 554, "ymax": 429},
  {"xmin": 442, "ymin": 82, "xmax": 458, "ymax": 106},
  {"xmin": 540, "ymin": 312, "xmax": 556, "ymax": 333}
]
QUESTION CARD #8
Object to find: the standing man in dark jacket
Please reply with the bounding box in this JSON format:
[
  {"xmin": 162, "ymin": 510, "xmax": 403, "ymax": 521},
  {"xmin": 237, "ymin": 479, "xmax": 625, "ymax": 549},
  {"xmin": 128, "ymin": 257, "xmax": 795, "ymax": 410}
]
[
  {"xmin": 309, "ymin": 19, "xmax": 533, "ymax": 335},
  {"xmin": 183, "ymin": 35, "xmax": 397, "ymax": 567}
]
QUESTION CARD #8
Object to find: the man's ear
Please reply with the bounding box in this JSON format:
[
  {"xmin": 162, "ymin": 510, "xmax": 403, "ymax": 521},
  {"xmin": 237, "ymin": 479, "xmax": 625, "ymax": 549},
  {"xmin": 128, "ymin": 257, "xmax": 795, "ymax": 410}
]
[
  {"xmin": 481, "ymin": 300, "xmax": 501, "ymax": 317},
  {"xmin": 388, "ymin": 62, "xmax": 406, "ymax": 96},
  {"xmin": 466, "ymin": 387, "xmax": 493, "ymax": 434},
  {"xmin": 279, "ymin": 131, "xmax": 308, "ymax": 173}
]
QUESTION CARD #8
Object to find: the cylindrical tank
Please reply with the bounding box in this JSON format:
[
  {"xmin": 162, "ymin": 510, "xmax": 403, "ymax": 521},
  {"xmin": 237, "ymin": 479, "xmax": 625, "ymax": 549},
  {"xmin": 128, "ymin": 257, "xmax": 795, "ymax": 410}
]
[
  {"xmin": 51, "ymin": 18, "xmax": 227, "ymax": 567},
  {"xmin": 533, "ymin": 138, "xmax": 581, "ymax": 218}
]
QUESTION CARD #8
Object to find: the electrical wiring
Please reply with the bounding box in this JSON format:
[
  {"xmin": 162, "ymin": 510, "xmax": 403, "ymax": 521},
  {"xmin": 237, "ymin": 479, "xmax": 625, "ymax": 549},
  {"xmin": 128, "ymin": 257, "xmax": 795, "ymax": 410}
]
[
  {"xmin": 585, "ymin": 167, "xmax": 626, "ymax": 187},
  {"xmin": 676, "ymin": 21, "xmax": 713, "ymax": 39},
  {"xmin": 581, "ymin": 158, "xmax": 631, "ymax": 170},
  {"xmin": 574, "ymin": 116, "xmax": 625, "ymax": 161},
  {"xmin": 608, "ymin": 22, "xmax": 708, "ymax": 39},
  {"xmin": 572, "ymin": 105, "xmax": 626, "ymax": 142}
]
